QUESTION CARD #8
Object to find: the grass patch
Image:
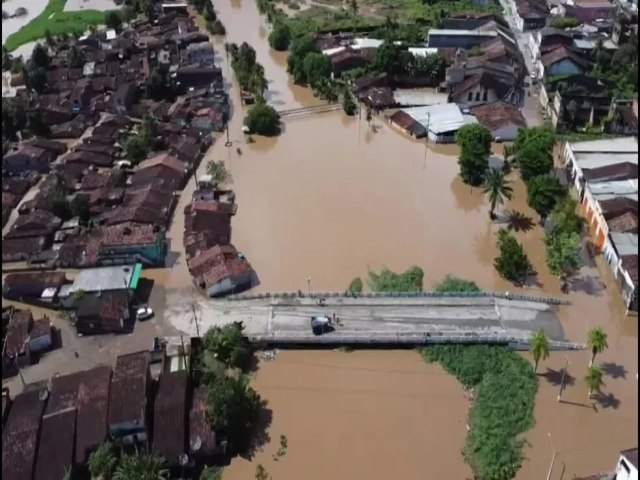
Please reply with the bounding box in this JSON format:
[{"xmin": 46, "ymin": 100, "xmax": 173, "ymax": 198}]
[
  {"xmin": 4, "ymin": 0, "xmax": 115, "ymax": 52},
  {"xmin": 421, "ymin": 345, "xmax": 537, "ymax": 479}
]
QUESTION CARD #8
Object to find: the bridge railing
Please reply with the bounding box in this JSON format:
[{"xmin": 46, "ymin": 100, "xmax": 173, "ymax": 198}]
[{"xmin": 224, "ymin": 290, "xmax": 570, "ymax": 305}]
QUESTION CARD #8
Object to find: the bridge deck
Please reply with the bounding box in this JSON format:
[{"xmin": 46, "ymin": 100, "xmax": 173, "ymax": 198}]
[{"xmin": 165, "ymin": 292, "xmax": 576, "ymax": 348}]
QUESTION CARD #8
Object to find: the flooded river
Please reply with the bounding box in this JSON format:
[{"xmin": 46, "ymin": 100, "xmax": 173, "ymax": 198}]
[{"xmin": 156, "ymin": 0, "xmax": 639, "ymax": 477}]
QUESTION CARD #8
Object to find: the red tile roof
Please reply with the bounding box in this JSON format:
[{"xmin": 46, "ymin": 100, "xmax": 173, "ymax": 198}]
[
  {"xmin": 541, "ymin": 46, "xmax": 589, "ymax": 69},
  {"xmin": 188, "ymin": 244, "xmax": 252, "ymax": 289},
  {"xmin": 3, "ymin": 310, "xmax": 33, "ymax": 357},
  {"xmin": 152, "ymin": 372, "xmax": 188, "ymax": 465},
  {"xmin": 75, "ymin": 366, "xmax": 112, "ymax": 464},
  {"xmin": 470, "ymin": 102, "xmax": 526, "ymax": 131},
  {"xmin": 108, "ymin": 351, "xmax": 149, "ymax": 427}
]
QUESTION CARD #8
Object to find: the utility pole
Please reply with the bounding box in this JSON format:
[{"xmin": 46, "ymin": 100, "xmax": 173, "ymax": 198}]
[
  {"xmin": 306, "ymin": 275, "xmax": 311, "ymax": 296},
  {"xmin": 423, "ymin": 112, "xmax": 430, "ymax": 168},
  {"xmin": 191, "ymin": 303, "xmax": 200, "ymax": 338},
  {"xmin": 557, "ymin": 355, "xmax": 570, "ymax": 402},
  {"xmin": 546, "ymin": 432, "xmax": 556, "ymax": 480}
]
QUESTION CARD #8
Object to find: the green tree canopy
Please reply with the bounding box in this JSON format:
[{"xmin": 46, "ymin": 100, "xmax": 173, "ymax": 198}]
[
  {"xmin": 514, "ymin": 127, "xmax": 555, "ymax": 181},
  {"xmin": 494, "ymin": 229, "xmax": 534, "ymax": 285},
  {"xmin": 545, "ymin": 231, "xmax": 580, "ymax": 280},
  {"xmin": 549, "ymin": 196, "xmax": 583, "ymax": 236},
  {"xmin": 105, "ymin": 10, "xmax": 123, "ymax": 31},
  {"xmin": 88, "ymin": 441, "xmax": 117, "ymax": 480},
  {"xmin": 31, "ymin": 43, "xmax": 49, "ymax": 69},
  {"xmin": 367, "ymin": 266, "xmax": 424, "ymax": 292},
  {"xmin": 268, "ymin": 22, "xmax": 291, "ymax": 51},
  {"xmin": 584, "ymin": 365, "xmax": 604, "ymax": 398},
  {"xmin": 433, "ymin": 275, "xmax": 481, "ymax": 293},
  {"xmin": 244, "ymin": 103, "xmax": 281, "ymax": 136},
  {"xmin": 586, "ymin": 327, "xmax": 608, "ymax": 367},
  {"xmin": 287, "ymin": 35, "xmax": 317, "ymax": 84},
  {"xmin": 483, "ymin": 168, "xmax": 513, "ymax": 219},
  {"xmin": 205, "ymin": 160, "xmax": 231, "ymax": 188},
  {"xmin": 456, "ymin": 124, "xmax": 492, "ymax": 186},
  {"xmin": 302, "ymin": 52, "xmax": 330, "ymax": 88},
  {"xmin": 526, "ymin": 174, "xmax": 566, "ymax": 222},
  {"xmin": 342, "ymin": 91, "xmax": 357, "ymax": 116},
  {"xmin": 202, "ymin": 322, "xmax": 254, "ymax": 372},
  {"xmin": 124, "ymin": 135, "xmax": 149, "ymax": 164},
  {"xmin": 371, "ymin": 41, "xmax": 402, "ymax": 74},
  {"xmin": 146, "ymin": 64, "xmax": 175, "ymax": 101},
  {"xmin": 529, "ymin": 329, "xmax": 549, "ymax": 372},
  {"xmin": 347, "ymin": 277, "xmax": 363, "ymax": 294}
]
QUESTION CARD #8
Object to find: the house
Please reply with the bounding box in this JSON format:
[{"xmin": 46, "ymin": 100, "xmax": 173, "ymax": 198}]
[
  {"xmin": 2, "ymin": 388, "xmax": 11, "ymax": 427},
  {"xmin": 175, "ymin": 65, "xmax": 223, "ymax": 90},
  {"xmin": 538, "ymin": 46, "xmax": 590, "ymax": 79},
  {"xmin": 427, "ymin": 29, "xmax": 498, "ymax": 48},
  {"xmin": 111, "ymin": 82, "xmax": 137, "ymax": 115},
  {"xmin": 70, "ymin": 79, "xmax": 94, "ymax": 113},
  {"xmin": 2, "ymin": 310, "xmax": 33, "ymax": 376},
  {"xmin": 3, "ymin": 145, "xmax": 55, "ymax": 175},
  {"xmin": 188, "ymin": 244, "xmax": 253, "ymax": 297},
  {"xmin": 549, "ymin": 90, "xmax": 612, "ymax": 132},
  {"xmin": 65, "ymin": 150, "xmax": 114, "ymax": 168},
  {"xmin": 28, "ymin": 317, "xmax": 52, "ymax": 353},
  {"xmin": 606, "ymin": 98, "xmax": 639, "ymax": 135},
  {"xmin": 24, "ymin": 138, "xmax": 68, "ymax": 156},
  {"xmin": 514, "ymin": 0, "xmax": 548, "ymax": 31},
  {"xmin": 169, "ymin": 136, "xmax": 202, "ymax": 165},
  {"xmin": 539, "ymin": 73, "xmax": 607, "ymax": 113},
  {"xmin": 616, "ymin": 448, "xmax": 638, "ymax": 480},
  {"xmin": 1, "ymin": 389, "xmax": 48, "ymax": 480},
  {"xmin": 191, "ymin": 106, "xmax": 226, "ymax": 132},
  {"xmin": 388, "ymin": 110, "xmax": 428, "ymax": 138},
  {"xmin": 131, "ymin": 153, "xmax": 189, "ymax": 190},
  {"xmin": 35, "ymin": 397, "xmax": 78, "ymax": 480},
  {"xmin": 398, "ymin": 103, "xmax": 479, "ymax": 143},
  {"xmin": 75, "ymin": 366, "xmax": 112, "ymax": 465},
  {"xmin": 104, "ymin": 184, "xmax": 176, "ymax": 227},
  {"xmin": 190, "ymin": 387, "xmax": 223, "ymax": 459},
  {"xmin": 152, "ymin": 372, "xmax": 188, "ymax": 468},
  {"xmin": 108, "ymin": 351, "xmax": 151, "ymax": 445},
  {"xmin": 2, "ymin": 272, "xmax": 68, "ymax": 303},
  {"xmin": 328, "ymin": 49, "xmax": 370, "ymax": 78},
  {"xmin": 75, "ymin": 291, "xmax": 130, "ymax": 334},
  {"xmin": 359, "ymin": 87, "xmax": 396, "ymax": 110},
  {"xmin": 606, "ymin": 233, "xmax": 638, "ymax": 312},
  {"xmin": 562, "ymin": 0, "xmax": 617, "ymax": 23},
  {"xmin": 185, "ymin": 41, "xmax": 216, "ymax": 64},
  {"xmin": 60, "ymin": 264, "xmax": 142, "ymax": 306},
  {"xmin": 352, "ymin": 72, "xmax": 388, "ymax": 94},
  {"xmin": 469, "ymin": 102, "xmax": 526, "ymax": 140},
  {"xmin": 2, "ymin": 236, "xmax": 49, "ymax": 263},
  {"xmin": 5, "ymin": 209, "xmax": 62, "ymax": 240},
  {"xmin": 449, "ymin": 70, "xmax": 516, "ymax": 107},
  {"xmin": 184, "ymin": 200, "xmax": 235, "ymax": 258},
  {"xmin": 97, "ymin": 223, "xmax": 166, "ymax": 267}
]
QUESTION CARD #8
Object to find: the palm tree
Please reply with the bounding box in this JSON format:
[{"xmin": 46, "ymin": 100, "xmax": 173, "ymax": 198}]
[
  {"xmin": 88, "ymin": 441, "xmax": 117, "ymax": 480},
  {"xmin": 483, "ymin": 168, "xmax": 513, "ymax": 220},
  {"xmin": 529, "ymin": 329, "xmax": 550, "ymax": 373},
  {"xmin": 349, "ymin": 0, "xmax": 359, "ymax": 32},
  {"xmin": 113, "ymin": 452, "xmax": 168, "ymax": 480},
  {"xmin": 587, "ymin": 327, "xmax": 608, "ymax": 367},
  {"xmin": 584, "ymin": 365, "xmax": 604, "ymax": 398}
]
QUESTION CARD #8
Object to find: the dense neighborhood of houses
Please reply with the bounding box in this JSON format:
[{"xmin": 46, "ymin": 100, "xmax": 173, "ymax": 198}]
[{"xmin": 2, "ymin": 346, "xmax": 221, "ymax": 480}]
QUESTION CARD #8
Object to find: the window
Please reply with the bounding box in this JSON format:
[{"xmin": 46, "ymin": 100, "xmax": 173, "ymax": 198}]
[
  {"xmin": 482, "ymin": 90, "xmax": 488, "ymax": 102},
  {"xmin": 475, "ymin": 91, "xmax": 481, "ymax": 102},
  {"xmin": 468, "ymin": 92, "xmax": 473, "ymax": 101}
]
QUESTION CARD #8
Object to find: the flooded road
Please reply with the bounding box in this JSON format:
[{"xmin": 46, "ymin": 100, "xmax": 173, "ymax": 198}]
[
  {"xmin": 224, "ymin": 350, "xmax": 473, "ymax": 480},
  {"xmin": 157, "ymin": 0, "xmax": 638, "ymax": 477}
]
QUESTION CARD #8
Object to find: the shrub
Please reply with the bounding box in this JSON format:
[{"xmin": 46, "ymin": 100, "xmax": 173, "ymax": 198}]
[
  {"xmin": 244, "ymin": 103, "xmax": 281, "ymax": 136},
  {"xmin": 494, "ymin": 229, "xmax": 534, "ymax": 285},
  {"xmin": 367, "ymin": 266, "xmax": 424, "ymax": 292},
  {"xmin": 456, "ymin": 124, "xmax": 492, "ymax": 186},
  {"xmin": 434, "ymin": 275, "xmax": 480, "ymax": 293},
  {"xmin": 268, "ymin": 22, "xmax": 291, "ymax": 51},
  {"xmin": 347, "ymin": 277, "xmax": 363, "ymax": 294}
]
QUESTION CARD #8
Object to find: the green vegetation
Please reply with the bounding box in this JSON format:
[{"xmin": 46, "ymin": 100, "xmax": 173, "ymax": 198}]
[
  {"xmin": 525, "ymin": 174, "xmax": 566, "ymax": 223},
  {"xmin": 367, "ymin": 266, "xmax": 424, "ymax": 292},
  {"xmin": 584, "ymin": 365, "xmax": 604, "ymax": 398},
  {"xmin": 202, "ymin": 322, "xmax": 254, "ymax": 372},
  {"xmin": 456, "ymin": 123, "xmax": 492, "ymax": 186},
  {"xmin": 591, "ymin": 39, "xmax": 638, "ymax": 99},
  {"xmin": 228, "ymin": 42, "xmax": 268, "ymax": 101},
  {"xmin": 205, "ymin": 160, "xmax": 232, "ymax": 188},
  {"xmin": 87, "ymin": 446, "xmax": 168, "ymax": 480},
  {"xmin": 200, "ymin": 466, "xmax": 224, "ymax": 480},
  {"xmin": 529, "ymin": 329, "xmax": 549, "ymax": 373},
  {"xmin": 483, "ymin": 168, "xmax": 513, "ymax": 220},
  {"xmin": 433, "ymin": 275, "xmax": 480, "ymax": 293},
  {"xmin": 422, "ymin": 345, "xmax": 537, "ymax": 479},
  {"xmin": 88, "ymin": 442, "xmax": 117, "ymax": 479},
  {"xmin": 347, "ymin": 277, "xmax": 363, "ymax": 294},
  {"xmin": 548, "ymin": 197, "xmax": 583, "ymax": 237},
  {"xmin": 4, "ymin": 0, "xmax": 117, "ymax": 52},
  {"xmin": 494, "ymin": 229, "xmax": 533, "ymax": 285},
  {"xmin": 545, "ymin": 230, "xmax": 580, "ymax": 284},
  {"xmin": 146, "ymin": 64, "xmax": 176, "ymax": 101},
  {"xmin": 268, "ymin": 21, "xmax": 291, "ymax": 51},
  {"xmin": 514, "ymin": 127, "xmax": 555, "ymax": 182},
  {"xmin": 124, "ymin": 116, "xmax": 160, "ymax": 164},
  {"xmin": 207, "ymin": 19, "xmax": 226, "ymax": 35},
  {"xmin": 549, "ymin": 17, "xmax": 579, "ymax": 29},
  {"xmin": 255, "ymin": 465, "xmax": 270, "ymax": 480},
  {"xmin": 342, "ymin": 91, "xmax": 357, "ymax": 115},
  {"xmin": 244, "ymin": 103, "xmax": 281, "ymax": 136},
  {"xmin": 105, "ymin": 10, "xmax": 123, "ymax": 31},
  {"xmin": 586, "ymin": 327, "xmax": 608, "ymax": 367}
]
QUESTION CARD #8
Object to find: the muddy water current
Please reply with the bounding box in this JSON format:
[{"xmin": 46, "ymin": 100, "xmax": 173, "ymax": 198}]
[{"xmin": 152, "ymin": 0, "xmax": 639, "ymax": 477}]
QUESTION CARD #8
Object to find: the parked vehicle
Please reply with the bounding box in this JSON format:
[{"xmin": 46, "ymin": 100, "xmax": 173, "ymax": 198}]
[
  {"xmin": 136, "ymin": 306, "xmax": 154, "ymax": 321},
  {"xmin": 310, "ymin": 316, "xmax": 332, "ymax": 335}
]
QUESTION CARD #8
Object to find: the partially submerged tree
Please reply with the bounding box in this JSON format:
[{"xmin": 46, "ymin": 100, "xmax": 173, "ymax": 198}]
[
  {"xmin": 205, "ymin": 160, "xmax": 231, "ymax": 188},
  {"xmin": 347, "ymin": 277, "xmax": 363, "ymax": 294},
  {"xmin": 545, "ymin": 231, "xmax": 580, "ymax": 291},
  {"xmin": 367, "ymin": 266, "xmax": 424, "ymax": 292},
  {"xmin": 529, "ymin": 329, "xmax": 549, "ymax": 373},
  {"xmin": 494, "ymin": 229, "xmax": 534, "ymax": 285},
  {"xmin": 244, "ymin": 103, "xmax": 281, "ymax": 136},
  {"xmin": 514, "ymin": 127, "xmax": 555, "ymax": 181},
  {"xmin": 456, "ymin": 124, "xmax": 492, "ymax": 186},
  {"xmin": 433, "ymin": 275, "xmax": 481, "ymax": 293},
  {"xmin": 268, "ymin": 22, "xmax": 291, "ymax": 51},
  {"xmin": 584, "ymin": 365, "xmax": 604, "ymax": 398},
  {"xmin": 526, "ymin": 174, "xmax": 566, "ymax": 224},
  {"xmin": 202, "ymin": 322, "xmax": 253, "ymax": 372},
  {"xmin": 586, "ymin": 327, "xmax": 608, "ymax": 367},
  {"xmin": 483, "ymin": 168, "xmax": 513, "ymax": 220}
]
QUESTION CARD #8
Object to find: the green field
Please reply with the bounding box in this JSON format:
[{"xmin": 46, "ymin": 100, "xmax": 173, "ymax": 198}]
[{"xmin": 4, "ymin": 0, "xmax": 114, "ymax": 52}]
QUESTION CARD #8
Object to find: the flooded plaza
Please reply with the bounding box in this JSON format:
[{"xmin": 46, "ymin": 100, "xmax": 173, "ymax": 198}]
[{"xmin": 124, "ymin": 0, "xmax": 638, "ymax": 477}]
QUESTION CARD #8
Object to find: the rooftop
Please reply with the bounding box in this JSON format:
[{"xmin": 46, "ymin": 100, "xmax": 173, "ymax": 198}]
[
  {"xmin": 621, "ymin": 447, "xmax": 639, "ymax": 469},
  {"xmin": 152, "ymin": 372, "xmax": 188, "ymax": 465},
  {"xmin": 583, "ymin": 162, "xmax": 638, "ymax": 183},
  {"xmin": 574, "ymin": 152, "xmax": 639, "ymax": 171},
  {"xmin": 589, "ymin": 179, "xmax": 638, "ymax": 197},
  {"xmin": 2, "ymin": 389, "xmax": 48, "ymax": 480},
  {"xmin": 428, "ymin": 29, "xmax": 499, "ymax": 37},
  {"xmin": 76, "ymin": 291, "xmax": 129, "ymax": 332},
  {"xmin": 569, "ymin": 136, "xmax": 638, "ymax": 154},
  {"xmin": 3, "ymin": 310, "xmax": 33, "ymax": 358},
  {"xmin": 45, "ymin": 369, "xmax": 86, "ymax": 415},
  {"xmin": 470, "ymin": 102, "xmax": 526, "ymax": 131},
  {"xmin": 610, "ymin": 232, "xmax": 638, "ymax": 256},
  {"xmin": 67, "ymin": 264, "xmax": 141, "ymax": 294},
  {"xmin": 75, "ymin": 366, "xmax": 112, "ymax": 465},
  {"xmin": 35, "ymin": 409, "xmax": 77, "ymax": 480},
  {"xmin": 189, "ymin": 387, "xmax": 217, "ymax": 455},
  {"xmin": 401, "ymin": 103, "xmax": 478, "ymax": 134},
  {"xmin": 108, "ymin": 351, "xmax": 149, "ymax": 427}
]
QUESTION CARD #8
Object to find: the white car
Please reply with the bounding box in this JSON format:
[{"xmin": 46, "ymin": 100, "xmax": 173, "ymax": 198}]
[{"xmin": 136, "ymin": 306, "xmax": 154, "ymax": 321}]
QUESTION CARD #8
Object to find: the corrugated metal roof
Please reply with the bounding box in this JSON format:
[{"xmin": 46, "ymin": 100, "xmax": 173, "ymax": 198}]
[
  {"xmin": 609, "ymin": 232, "xmax": 638, "ymax": 256},
  {"xmin": 428, "ymin": 29, "xmax": 499, "ymax": 36},
  {"xmin": 595, "ymin": 193, "xmax": 638, "ymax": 202},
  {"xmin": 589, "ymin": 179, "xmax": 638, "ymax": 196},
  {"xmin": 393, "ymin": 90, "xmax": 449, "ymax": 107},
  {"xmin": 574, "ymin": 152, "xmax": 638, "ymax": 170},
  {"xmin": 569, "ymin": 136, "xmax": 638, "ymax": 153},
  {"xmin": 402, "ymin": 104, "xmax": 474, "ymax": 134}
]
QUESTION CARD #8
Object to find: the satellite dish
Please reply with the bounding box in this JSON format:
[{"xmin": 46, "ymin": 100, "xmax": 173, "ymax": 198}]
[
  {"xmin": 190, "ymin": 436, "xmax": 202, "ymax": 452},
  {"xmin": 38, "ymin": 389, "xmax": 49, "ymax": 401},
  {"xmin": 178, "ymin": 453, "xmax": 189, "ymax": 466}
]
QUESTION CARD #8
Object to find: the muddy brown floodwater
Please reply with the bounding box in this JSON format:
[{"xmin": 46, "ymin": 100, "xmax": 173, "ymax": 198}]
[{"xmin": 156, "ymin": 0, "xmax": 638, "ymax": 477}]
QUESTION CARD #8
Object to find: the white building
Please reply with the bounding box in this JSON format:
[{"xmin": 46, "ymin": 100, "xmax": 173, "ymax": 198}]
[
  {"xmin": 616, "ymin": 448, "xmax": 638, "ymax": 480},
  {"xmin": 401, "ymin": 103, "xmax": 478, "ymax": 143}
]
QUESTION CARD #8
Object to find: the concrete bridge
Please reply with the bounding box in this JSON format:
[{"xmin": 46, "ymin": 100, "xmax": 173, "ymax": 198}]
[{"xmin": 165, "ymin": 292, "xmax": 584, "ymax": 350}]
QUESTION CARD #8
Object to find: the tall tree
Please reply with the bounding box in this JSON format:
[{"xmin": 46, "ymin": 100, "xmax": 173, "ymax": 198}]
[
  {"xmin": 526, "ymin": 174, "xmax": 566, "ymax": 224},
  {"xmin": 586, "ymin": 327, "xmax": 608, "ymax": 367},
  {"xmin": 514, "ymin": 127, "xmax": 555, "ymax": 181},
  {"xmin": 584, "ymin": 365, "xmax": 604, "ymax": 399},
  {"xmin": 349, "ymin": 0, "xmax": 359, "ymax": 32},
  {"xmin": 549, "ymin": 196, "xmax": 583, "ymax": 236},
  {"xmin": 456, "ymin": 124, "xmax": 492, "ymax": 186},
  {"xmin": 483, "ymin": 168, "xmax": 513, "ymax": 220},
  {"xmin": 529, "ymin": 329, "xmax": 549, "ymax": 373},
  {"xmin": 545, "ymin": 231, "xmax": 580, "ymax": 291},
  {"xmin": 88, "ymin": 441, "xmax": 117, "ymax": 480},
  {"xmin": 494, "ymin": 229, "xmax": 533, "ymax": 285},
  {"xmin": 31, "ymin": 44, "xmax": 50, "ymax": 69}
]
